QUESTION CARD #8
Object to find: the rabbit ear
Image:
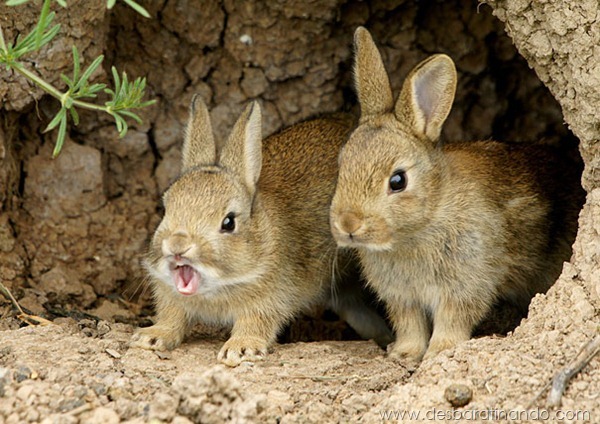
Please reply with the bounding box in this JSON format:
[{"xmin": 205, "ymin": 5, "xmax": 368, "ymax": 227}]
[
  {"xmin": 181, "ymin": 95, "xmax": 217, "ymax": 172},
  {"xmin": 353, "ymin": 27, "xmax": 394, "ymax": 119},
  {"xmin": 219, "ymin": 101, "xmax": 263, "ymax": 195},
  {"xmin": 395, "ymin": 54, "xmax": 457, "ymax": 142}
]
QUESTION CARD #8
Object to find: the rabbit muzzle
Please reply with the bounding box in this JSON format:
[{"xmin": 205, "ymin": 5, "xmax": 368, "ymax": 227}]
[
  {"xmin": 160, "ymin": 233, "xmax": 203, "ymax": 295},
  {"xmin": 331, "ymin": 211, "xmax": 366, "ymax": 246},
  {"xmin": 161, "ymin": 232, "xmax": 193, "ymax": 257}
]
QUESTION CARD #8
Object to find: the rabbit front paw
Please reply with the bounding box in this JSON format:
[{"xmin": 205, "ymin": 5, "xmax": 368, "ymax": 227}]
[
  {"xmin": 387, "ymin": 340, "xmax": 427, "ymax": 363},
  {"xmin": 422, "ymin": 337, "xmax": 460, "ymax": 361},
  {"xmin": 217, "ymin": 336, "xmax": 269, "ymax": 367},
  {"xmin": 131, "ymin": 325, "xmax": 183, "ymax": 351}
]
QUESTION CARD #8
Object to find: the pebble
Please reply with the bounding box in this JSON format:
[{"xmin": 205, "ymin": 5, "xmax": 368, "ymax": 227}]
[
  {"xmin": 149, "ymin": 392, "xmax": 178, "ymax": 421},
  {"xmin": 0, "ymin": 346, "xmax": 12, "ymax": 358},
  {"xmin": 57, "ymin": 397, "xmax": 85, "ymax": 412},
  {"xmin": 16, "ymin": 384, "xmax": 34, "ymax": 401},
  {"xmin": 0, "ymin": 367, "xmax": 10, "ymax": 397},
  {"xmin": 14, "ymin": 365, "xmax": 32, "ymax": 383},
  {"xmin": 40, "ymin": 413, "xmax": 78, "ymax": 424},
  {"xmin": 81, "ymin": 406, "xmax": 120, "ymax": 424},
  {"xmin": 155, "ymin": 351, "xmax": 172, "ymax": 360},
  {"xmin": 78, "ymin": 346, "xmax": 91, "ymax": 354},
  {"xmin": 444, "ymin": 383, "xmax": 473, "ymax": 407},
  {"xmin": 105, "ymin": 348, "xmax": 121, "ymax": 359},
  {"xmin": 172, "ymin": 417, "xmax": 194, "ymax": 424},
  {"xmin": 91, "ymin": 383, "xmax": 107, "ymax": 396},
  {"xmin": 97, "ymin": 321, "xmax": 111, "ymax": 337}
]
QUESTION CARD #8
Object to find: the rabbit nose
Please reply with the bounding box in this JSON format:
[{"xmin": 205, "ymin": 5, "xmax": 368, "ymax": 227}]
[
  {"xmin": 162, "ymin": 232, "xmax": 192, "ymax": 257},
  {"xmin": 337, "ymin": 212, "xmax": 364, "ymax": 237}
]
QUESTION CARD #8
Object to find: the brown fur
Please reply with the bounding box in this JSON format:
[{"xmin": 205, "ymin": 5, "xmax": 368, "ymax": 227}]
[
  {"xmin": 330, "ymin": 27, "xmax": 583, "ymax": 362},
  {"xmin": 131, "ymin": 97, "xmax": 391, "ymax": 366}
]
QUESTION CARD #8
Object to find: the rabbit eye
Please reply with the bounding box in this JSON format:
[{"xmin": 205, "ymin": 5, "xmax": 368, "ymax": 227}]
[
  {"xmin": 389, "ymin": 170, "xmax": 407, "ymax": 193},
  {"xmin": 221, "ymin": 213, "xmax": 236, "ymax": 233}
]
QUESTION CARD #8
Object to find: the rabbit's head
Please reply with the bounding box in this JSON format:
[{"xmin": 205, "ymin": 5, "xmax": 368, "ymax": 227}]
[
  {"xmin": 331, "ymin": 27, "xmax": 457, "ymax": 250},
  {"xmin": 147, "ymin": 97, "xmax": 267, "ymax": 297}
]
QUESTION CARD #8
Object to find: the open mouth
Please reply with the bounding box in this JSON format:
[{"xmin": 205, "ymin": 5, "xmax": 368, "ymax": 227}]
[{"xmin": 173, "ymin": 264, "xmax": 200, "ymax": 295}]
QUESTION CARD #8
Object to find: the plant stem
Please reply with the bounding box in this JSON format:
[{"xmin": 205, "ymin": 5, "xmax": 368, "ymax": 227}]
[{"xmin": 11, "ymin": 61, "xmax": 109, "ymax": 113}]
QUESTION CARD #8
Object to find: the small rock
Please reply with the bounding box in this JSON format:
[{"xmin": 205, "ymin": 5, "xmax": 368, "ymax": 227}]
[
  {"xmin": 107, "ymin": 378, "xmax": 133, "ymax": 401},
  {"xmin": 0, "ymin": 346, "xmax": 12, "ymax": 358},
  {"xmin": 0, "ymin": 366, "xmax": 11, "ymax": 387},
  {"xmin": 40, "ymin": 413, "xmax": 78, "ymax": 424},
  {"xmin": 78, "ymin": 346, "xmax": 91, "ymax": 355},
  {"xmin": 6, "ymin": 412, "xmax": 20, "ymax": 424},
  {"xmin": 444, "ymin": 383, "xmax": 473, "ymax": 407},
  {"xmin": 24, "ymin": 408, "xmax": 40, "ymax": 422},
  {"xmin": 149, "ymin": 392, "xmax": 178, "ymax": 421},
  {"xmin": 80, "ymin": 406, "xmax": 120, "ymax": 424},
  {"xmin": 16, "ymin": 384, "xmax": 34, "ymax": 401},
  {"xmin": 113, "ymin": 397, "xmax": 139, "ymax": 419},
  {"xmin": 91, "ymin": 383, "xmax": 107, "ymax": 396},
  {"xmin": 97, "ymin": 321, "xmax": 111, "ymax": 337},
  {"xmin": 58, "ymin": 397, "xmax": 85, "ymax": 412},
  {"xmin": 267, "ymin": 390, "xmax": 294, "ymax": 414},
  {"xmin": 78, "ymin": 319, "xmax": 98, "ymax": 338},
  {"xmin": 172, "ymin": 417, "xmax": 194, "ymax": 424},
  {"xmin": 155, "ymin": 351, "xmax": 172, "ymax": 360},
  {"xmin": 14, "ymin": 365, "xmax": 32, "ymax": 383},
  {"xmin": 105, "ymin": 348, "xmax": 121, "ymax": 359}
]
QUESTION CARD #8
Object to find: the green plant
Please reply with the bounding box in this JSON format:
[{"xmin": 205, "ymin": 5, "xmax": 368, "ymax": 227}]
[
  {"xmin": 6, "ymin": 0, "xmax": 151, "ymax": 18},
  {"xmin": 1, "ymin": 0, "xmax": 155, "ymax": 156}
]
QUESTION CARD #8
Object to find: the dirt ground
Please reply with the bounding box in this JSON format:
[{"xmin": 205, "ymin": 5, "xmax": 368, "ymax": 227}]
[
  {"xmin": 1, "ymin": 1, "xmax": 599, "ymax": 423},
  {"xmin": 0, "ymin": 268, "xmax": 598, "ymax": 423}
]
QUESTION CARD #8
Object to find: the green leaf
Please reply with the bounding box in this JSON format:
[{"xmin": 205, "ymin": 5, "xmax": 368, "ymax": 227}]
[
  {"xmin": 113, "ymin": 113, "xmax": 128, "ymax": 137},
  {"xmin": 119, "ymin": 110, "xmax": 142, "ymax": 124},
  {"xmin": 6, "ymin": 0, "xmax": 30, "ymax": 6},
  {"xmin": 60, "ymin": 73, "xmax": 73, "ymax": 87},
  {"xmin": 0, "ymin": 24, "xmax": 8, "ymax": 54},
  {"xmin": 69, "ymin": 107, "xmax": 79, "ymax": 126},
  {"xmin": 138, "ymin": 99, "xmax": 157, "ymax": 108},
  {"xmin": 79, "ymin": 82, "xmax": 107, "ymax": 99},
  {"xmin": 44, "ymin": 107, "xmax": 66, "ymax": 132},
  {"xmin": 74, "ymin": 55, "xmax": 104, "ymax": 92},
  {"xmin": 71, "ymin": 45, "xmax": 80, "ymax": 85},
  {"xmin": 25, "ymin": 23, "xmax": 61, "ymax": 55},
  {"xmin": 35, "ymin": 0, "xmax": 52, "ymax": 49},
  {"xmin": 111, "ymin": 66, "xmax": 121, "ymax": 97},
  {"xmin": 122, "ymin": 0, "xmax": 150, "ymax": 18},
  {"xmin": 12, "ymin": 13, "xmax": 60, "ymax": 59},
  {"xmin": 52, "ymin": 113, "xmax": 68, "ymax": 157},
  {"xmin": 106, "ymin": 0, "xmax": 117, "ymax": 9},
  {"xmin": 56, "ymin": 0, "xmax": 67, "ymax": 7},
  {"xmin": 118, "ymin": 71, "xmax": 128, "ymax": 99}
]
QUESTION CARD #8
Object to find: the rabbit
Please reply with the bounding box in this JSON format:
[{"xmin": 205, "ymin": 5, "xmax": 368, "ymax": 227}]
[
  {"xmin": 131, "ymin": 96, "xmax": 392, "ymax": 366},
  {"xmin": 329, "ymin": 27, "xmax": 583, "ymax": 363}
]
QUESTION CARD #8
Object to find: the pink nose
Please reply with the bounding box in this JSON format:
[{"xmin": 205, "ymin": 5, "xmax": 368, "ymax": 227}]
[{"xmin": 336, "ymin": 212, "xmax": 363, "ymax": 236}]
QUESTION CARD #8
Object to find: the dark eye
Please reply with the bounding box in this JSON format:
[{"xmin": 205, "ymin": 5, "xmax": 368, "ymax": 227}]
[
  {"xmin": 221, "ymin": 212, "xmax": 236, "ymax": 233},
  {"xmin": 389, "ymin": 170, "xmax": 407, "ymax": 193}
]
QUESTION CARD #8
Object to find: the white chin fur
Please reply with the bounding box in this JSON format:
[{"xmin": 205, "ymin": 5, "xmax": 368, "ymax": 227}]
[
  {"xmin": 360, "ymin": 242, "xmax": 394, "ymax": 252},
  {"xmin": 335, "ymin": 239, "xmax": 393, "ymax": 252},
  {"xmin": 148, "ymin": 258, "xmax": 265, "ymax": 297}
]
